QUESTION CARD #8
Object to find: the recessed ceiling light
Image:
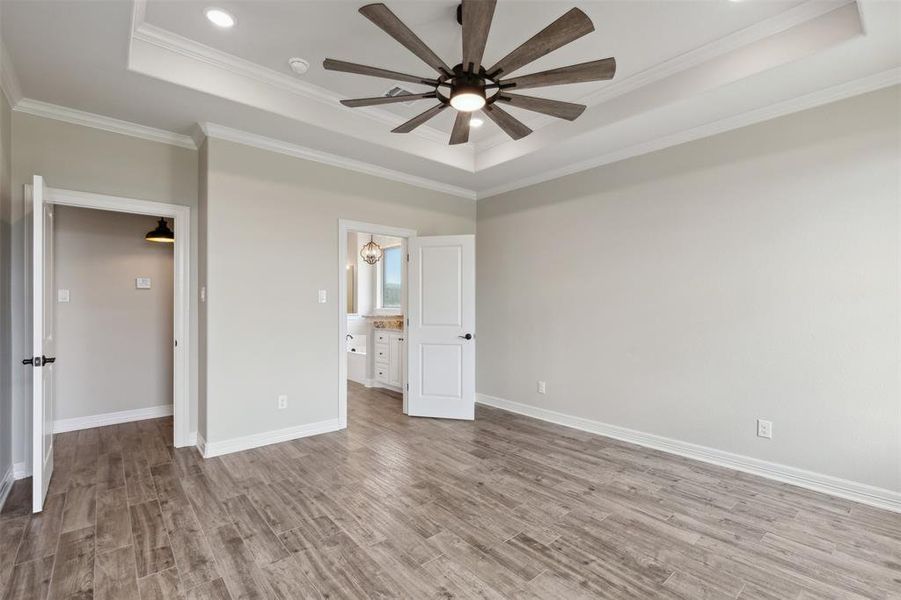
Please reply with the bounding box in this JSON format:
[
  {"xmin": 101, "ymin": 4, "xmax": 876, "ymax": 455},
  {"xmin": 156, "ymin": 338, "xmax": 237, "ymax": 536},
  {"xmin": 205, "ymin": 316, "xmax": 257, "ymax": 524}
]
[
  {"xmin": 470, "ymin": 117, "xmax": 484, "ymax": 128},
  {"xmin": 205, "ymin": 7, "xmax": 236, "ymax": 28},
  {"xmin": 288, "ymin": 58, "xmax": 310, "ymax": 75}
]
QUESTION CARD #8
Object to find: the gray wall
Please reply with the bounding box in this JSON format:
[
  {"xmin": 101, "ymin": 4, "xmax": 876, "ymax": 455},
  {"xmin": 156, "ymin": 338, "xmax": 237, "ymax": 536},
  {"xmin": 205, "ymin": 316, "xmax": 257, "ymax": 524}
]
[
  {"xmin": 53, "ymin": 206, "xmax": 173, "ymax": 421},
  {"xmin": 203, "ymin": 138, "xmax": 475, "ymax": 443},
  {"xmin": 10, "ymin": 112, "xmax": 198, "ymax": 468},
  {"xmin": 0, "ymin": 91, "xmax": 11, "ymax": 485},
  {"xmin": 477, "ymin": 86, "xmax": 901, "ymax": 493}
]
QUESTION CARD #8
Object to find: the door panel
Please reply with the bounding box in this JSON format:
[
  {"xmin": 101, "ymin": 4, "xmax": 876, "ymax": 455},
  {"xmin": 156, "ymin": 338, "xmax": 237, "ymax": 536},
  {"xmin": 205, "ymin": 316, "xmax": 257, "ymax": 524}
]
[
  {"xmin": 30, "ymin": 175, "xmax": 55, "ymax": 512},
  {"xmin": 407, "ymin": 235, "xmax": 474, "ymax": 420}
]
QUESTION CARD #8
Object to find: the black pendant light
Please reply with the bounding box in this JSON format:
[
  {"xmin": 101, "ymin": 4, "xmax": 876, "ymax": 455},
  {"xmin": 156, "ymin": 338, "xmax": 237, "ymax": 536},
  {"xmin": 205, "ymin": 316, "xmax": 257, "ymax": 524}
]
[
  {"xmin": 360, "ymin": 235, "xmax": 382, "ymax": 265},
  {"xmin": 145, "ymin": 218, "xmax": 174, "ymax": 243}
]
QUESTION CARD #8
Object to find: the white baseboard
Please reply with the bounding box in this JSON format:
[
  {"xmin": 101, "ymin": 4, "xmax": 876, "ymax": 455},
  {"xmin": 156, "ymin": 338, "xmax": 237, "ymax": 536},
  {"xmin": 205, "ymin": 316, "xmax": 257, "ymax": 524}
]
[
  {"xmin": 200, "ymin": 418, "xmax": 343, "ymax": 458},
  {"xmin": 13, "ymin": 462, "xmax": 30, "ymax": 480},
  {"xmin": 476, "ymin": 393, "xmax": 901, "ymax": 514},
  {"xmin": 186, "ymin": 431, "xmax": 198, "ymax": 446},
  {"xmin": 0, "ymin": 465, "xmax": 13, "ymax": 512},
  {"xmin": 53, "ymin": 404, "xmax": 173, "ymax": 434}
]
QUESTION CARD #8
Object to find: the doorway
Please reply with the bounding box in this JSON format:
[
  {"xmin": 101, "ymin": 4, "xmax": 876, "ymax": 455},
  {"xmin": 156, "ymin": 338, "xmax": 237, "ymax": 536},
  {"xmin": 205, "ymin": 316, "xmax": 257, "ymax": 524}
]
[
  {"xmin": 338, "ymin": 220, "xmax": 415, "ymax": 427},
  {"xmin": 337, "ymin": 219, "xmax": 477, "ymax": 428},
  {"xmin": 26, "ymin": 179, "xmax": 191, "ymax": 512}
]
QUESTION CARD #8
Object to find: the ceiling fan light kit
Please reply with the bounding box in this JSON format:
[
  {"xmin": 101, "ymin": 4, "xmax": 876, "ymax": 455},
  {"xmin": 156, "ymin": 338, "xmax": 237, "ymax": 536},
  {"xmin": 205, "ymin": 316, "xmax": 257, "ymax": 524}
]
[{"xmin": 324, "ymin": 1, "xmax": 616, "ymax": 145}]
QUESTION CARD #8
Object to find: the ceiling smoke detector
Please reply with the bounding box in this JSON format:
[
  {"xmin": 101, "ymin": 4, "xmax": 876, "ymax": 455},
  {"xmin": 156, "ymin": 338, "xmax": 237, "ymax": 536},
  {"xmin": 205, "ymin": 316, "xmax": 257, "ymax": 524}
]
[{"xmin": 288, "ymin": 58, "xmax": 310, "ymax": 75}]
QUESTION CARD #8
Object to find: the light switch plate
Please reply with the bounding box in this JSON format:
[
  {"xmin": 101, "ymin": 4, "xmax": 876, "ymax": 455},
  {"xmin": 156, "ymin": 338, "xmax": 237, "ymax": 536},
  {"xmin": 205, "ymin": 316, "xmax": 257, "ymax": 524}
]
[
  {"xmin": 318, "ymin": 289, "xmax": 327, "ymax": 303},
  {"xmin": 136, "ymin": 277, "xmax": 152, "ymax": 289},
  {"xmin": 57, "ymin": 289, "xmax": 70, "ymax": 303}
]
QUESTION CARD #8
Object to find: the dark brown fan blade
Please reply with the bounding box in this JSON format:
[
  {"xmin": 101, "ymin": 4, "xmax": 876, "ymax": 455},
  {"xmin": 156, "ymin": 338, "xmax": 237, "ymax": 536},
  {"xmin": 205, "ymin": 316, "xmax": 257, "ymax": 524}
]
[
  {"xmin": 483, "ymin": 104, "xmax": 532, "ymax": 140},
  {"xmin": 462, "ymin": 0, "xmax": 496, "ymax": 72},
  {"xmin": 449, "ymin": 111, "xmax": 471, "ymax": 145},
  {"xmin": 341, "ymin": 93, "xmax": 434, "ymax": 107},
  {"xmin": 323, "ymin": 59, "xmax": 437, "ymax": 87},
  {"xmin": 487, "ymin": 8, "xmax": 593, "ymax": 78},
  {"xmin": 392, "ymin": 104, "xmax": 448, "ymax": 133},
  {"xmin": 504, "ymin": 57, "xmax": 616, "ymax": 90},
  {"xmin": 359, "ymin": 3, "xmax": 452, "ymax": 75},
  {"xmin": 495, "ymin": 94, "xmax": 585, "ymax": 121}
]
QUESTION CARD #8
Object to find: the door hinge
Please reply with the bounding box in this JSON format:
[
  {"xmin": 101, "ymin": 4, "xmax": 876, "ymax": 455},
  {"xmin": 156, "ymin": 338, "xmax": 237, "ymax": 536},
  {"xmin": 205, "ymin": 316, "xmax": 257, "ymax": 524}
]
[
  {"xmin": 406, "ymin": 383, "xmax": 409, "ymax": 391},
  {"xmin": 406, "ymin": 253, "xmax": 410, "ymax": 262}
]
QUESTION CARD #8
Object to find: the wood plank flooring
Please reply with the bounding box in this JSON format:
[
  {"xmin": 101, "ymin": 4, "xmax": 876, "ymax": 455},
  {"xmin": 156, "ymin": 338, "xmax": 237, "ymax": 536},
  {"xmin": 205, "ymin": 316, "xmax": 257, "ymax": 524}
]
[{"xmin": 1, "ymin": 382, "xmax": 899, "ymax": 599}]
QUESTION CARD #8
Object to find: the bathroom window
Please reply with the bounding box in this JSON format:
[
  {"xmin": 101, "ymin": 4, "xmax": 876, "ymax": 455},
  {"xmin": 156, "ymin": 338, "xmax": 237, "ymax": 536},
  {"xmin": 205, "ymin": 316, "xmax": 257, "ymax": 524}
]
[{"xmin": 380, "ymin": 246, "xmax": 402, "ymax": 309}]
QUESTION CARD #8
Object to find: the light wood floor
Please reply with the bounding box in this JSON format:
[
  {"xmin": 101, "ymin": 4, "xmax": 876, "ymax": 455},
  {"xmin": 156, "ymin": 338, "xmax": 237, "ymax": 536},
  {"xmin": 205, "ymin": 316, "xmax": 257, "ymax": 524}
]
[{"xmin": 1, "ymin": 383, "xmax": 899, "ymax": 599}]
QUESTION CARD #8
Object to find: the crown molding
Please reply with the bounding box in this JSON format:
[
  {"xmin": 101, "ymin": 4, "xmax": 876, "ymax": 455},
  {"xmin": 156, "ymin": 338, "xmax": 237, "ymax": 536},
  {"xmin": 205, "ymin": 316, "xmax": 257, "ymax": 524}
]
[
  {"xmin": 477, "ymin": 67, "xmax": 901, "ymax": 200},
  {"xmin": 475, "ymin": 0, "xmax": 855, "ymax": 151},
  {"xmin": 0, "ymin": 39, "xmax": 22, "ymax": 107},
  {"xmin": 13, "ymin": 98, "xmax": 198, "ymax": 149},
  {"xmin": 199, "ymin": 122, "xmax": 477, "ymax": 201},
  {"xmin": 130, "ymin": 12, "xmax": 448, "ymax": 146}
]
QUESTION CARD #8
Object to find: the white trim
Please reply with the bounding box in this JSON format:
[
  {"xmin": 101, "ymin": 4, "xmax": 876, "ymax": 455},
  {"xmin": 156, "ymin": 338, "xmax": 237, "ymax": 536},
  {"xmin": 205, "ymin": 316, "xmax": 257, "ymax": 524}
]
[
  {"xmin": 339, "ymin": 219, "xmax": 416, "ymax": 426},
  {"xmin": 13, "ymin": 99, "xmax": 197, "ymax": 149},
  {"xmin": 45, "ymin": 187, "xmax": 193, "ymax": 448},
  {"xmin": 129, "ymin": 1, "xmax": 447, "ymax": 146},
  {"xmin": 13, "ymin": 462, "xmax": 30, "ymax": 480},
  {"xmin": 478, "ymin": 67, "xmax": 901, "ymax": 199},
  {"xmin": 200, "ymin": 123, "xmax": 477, "ymax": 201},
  {"xmin": 187, "ymin": 431, "xmax": 198, "ymax": 446},
  {"xmin": 53, "ymin": 405, "xmax": 173, "ymax": 434},
  {"xmin": 0, "ymin": 40, "xmax": 22, "ymax": 107},
  {"xmin": 475, "ymin": 0, "xmax": 855, "ymax": 150},
  {"xmin": 0, "ymin": 465, "xmax": 13, "ymax": 513},
  {"xmin": 476, "ymin": 393, "xmax": 901, "ymax": 514},
  {"xmin": 200, "ymin": 419, "xmax": 342, "ymax": 458},
  {"xmin": 196, "ymin": 432, "xmax": 207, "ymax": 458}
]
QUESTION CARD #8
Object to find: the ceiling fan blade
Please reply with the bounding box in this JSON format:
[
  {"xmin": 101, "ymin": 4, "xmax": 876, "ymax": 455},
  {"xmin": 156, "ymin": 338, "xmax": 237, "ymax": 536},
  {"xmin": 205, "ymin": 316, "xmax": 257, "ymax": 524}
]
[
  {"xmin": 462, "ymin": 0, "xmax": 496, "ymax": 72},
  {"xmin": 449, "ymin": 111, "xmax": 471, "ymax": 145},
  {"xmin": 483, "ymin": 104, "xmax": 532, "ymax": 140},
  {"xmin": 359, "ymin": 3, "xmax": 452, "ymax": 76},
  {"xmin": 392, "ymin": 104, "xmax": 448, "ymax": 133},
  {"xmin": 487, "ymin": 8, "xmax": 594, "ymax": 78},
  {"xmin": 504, "ymin": 57, "xmax": 616, "ymax": 91},
  {"xmin": 341, "ymin": 93, "xmax": 434, "ymax": 107},
  {"xmin": 495, "ymin": 94, "xmax": 585, "ymax": 121},
  {"xmin": 323, "ymin": 59, "xmax": 436, "ymax": 87}
]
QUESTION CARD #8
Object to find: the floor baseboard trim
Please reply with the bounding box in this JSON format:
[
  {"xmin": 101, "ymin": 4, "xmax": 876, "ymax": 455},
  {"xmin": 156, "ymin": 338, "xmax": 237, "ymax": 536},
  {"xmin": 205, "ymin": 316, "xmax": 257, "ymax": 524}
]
[
  {"xmin": 200, "ymin": 418, "xmax": 343, "ymax": 458},
  {"xmin": 476, "ymin": 393, "xmax": 901, "ymax": 513},
  {"xmin": 0, "ymin": 465, "xmax": 13, "ymax": 512},
  {"xmin": 13, "ymin": 462, "xmax": 30, "ymax": 480},
  {"xmin": 53, "ymin": 405, "xmax": 174, "ymax": 434}
]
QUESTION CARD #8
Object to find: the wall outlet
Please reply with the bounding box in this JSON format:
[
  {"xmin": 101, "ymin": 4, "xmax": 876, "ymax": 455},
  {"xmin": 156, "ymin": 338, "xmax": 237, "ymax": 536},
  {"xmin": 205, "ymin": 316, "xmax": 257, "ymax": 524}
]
[
  {"xmin": 318, "ymin": 289, "xmax": 327, "ymax": 303},
  {"xmin": 277, "ymin": 394, "xmax": 288, "ymax": 410},
  {"xmin": 136, "ymin": 277, "xmax": 152, "ymax": 289},
  {"xmin": 57, "ymin": 289, "xmax": 70, "ymax": 303},
  {"xmin": 537, "ymin": 381, "xmax": 546, "ymax": 394},
  {"xmin": 757, "ymin": 419, "xmax": 773, "ymax": 439}
]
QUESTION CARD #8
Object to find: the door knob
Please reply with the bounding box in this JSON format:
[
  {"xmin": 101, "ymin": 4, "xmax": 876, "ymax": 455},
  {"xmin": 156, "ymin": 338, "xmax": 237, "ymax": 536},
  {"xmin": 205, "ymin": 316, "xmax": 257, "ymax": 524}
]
[
  {"xmin": 22, "ymin": 355, "xmax": 55, "ymax": 367},
  {"xmin": 458, "ymin": 333, "xmax": 473, "ymax": 340}
]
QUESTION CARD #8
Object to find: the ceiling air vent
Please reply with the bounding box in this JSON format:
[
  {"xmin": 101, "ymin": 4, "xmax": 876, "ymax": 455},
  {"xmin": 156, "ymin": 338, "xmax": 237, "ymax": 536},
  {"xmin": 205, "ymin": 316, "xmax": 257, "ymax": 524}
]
[{"xmin": 383, "ymin": 86, "xmax": 421, "ymax": 107}]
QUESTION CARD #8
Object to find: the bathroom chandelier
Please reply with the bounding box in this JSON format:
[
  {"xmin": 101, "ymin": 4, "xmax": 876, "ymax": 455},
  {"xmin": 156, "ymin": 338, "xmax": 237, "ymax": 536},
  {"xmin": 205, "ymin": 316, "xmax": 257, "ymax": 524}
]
[{"xmin": 360, "ymin": 235, "xmax": 382, "ymax": 265}]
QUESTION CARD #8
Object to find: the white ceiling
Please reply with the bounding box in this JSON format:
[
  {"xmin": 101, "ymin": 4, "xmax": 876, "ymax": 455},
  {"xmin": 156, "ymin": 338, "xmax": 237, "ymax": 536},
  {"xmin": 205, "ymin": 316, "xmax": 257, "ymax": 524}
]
[{"xmin": 2, "ymin": 0, "xmax": 899, "ymax": 199}]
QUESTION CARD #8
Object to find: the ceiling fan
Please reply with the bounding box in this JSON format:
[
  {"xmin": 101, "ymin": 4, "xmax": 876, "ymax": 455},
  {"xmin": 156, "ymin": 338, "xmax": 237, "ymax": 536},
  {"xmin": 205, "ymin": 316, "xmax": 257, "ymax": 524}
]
[{"xmin": 323, "ymin": 1, "xmax": 616, "ymax": 145}]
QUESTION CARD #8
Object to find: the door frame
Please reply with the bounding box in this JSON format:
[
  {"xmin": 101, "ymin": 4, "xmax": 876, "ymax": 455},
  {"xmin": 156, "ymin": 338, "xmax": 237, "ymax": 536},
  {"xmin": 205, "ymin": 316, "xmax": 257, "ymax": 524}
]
[
  {"xmin": 337, "ymin": 219, "xmax": 416, "ymax": 428},
  {"xmin": 45, "ymin": 187, "xmax": 193, "ymax": 447}
]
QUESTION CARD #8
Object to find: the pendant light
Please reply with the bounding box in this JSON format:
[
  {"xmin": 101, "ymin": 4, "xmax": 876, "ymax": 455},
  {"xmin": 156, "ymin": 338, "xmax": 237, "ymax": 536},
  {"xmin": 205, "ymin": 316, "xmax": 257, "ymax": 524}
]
[
  {"xmin": 360, "ymin": 235, "xmax": 382, "ymax": 265},
  {"xmin": 145, "ymin": 218, "xmax": 174, "ymax": 243}
]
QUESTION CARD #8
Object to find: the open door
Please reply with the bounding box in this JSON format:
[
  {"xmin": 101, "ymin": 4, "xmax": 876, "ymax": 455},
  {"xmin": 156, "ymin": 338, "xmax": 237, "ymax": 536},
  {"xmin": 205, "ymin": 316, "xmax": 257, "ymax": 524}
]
[
  {"xmin": 407, "ymin": 235, "xmax": 475, "ymax": 420},
  {"xmin": 26, "ymin": 175, "xmax": 55, "ymax": 512}
]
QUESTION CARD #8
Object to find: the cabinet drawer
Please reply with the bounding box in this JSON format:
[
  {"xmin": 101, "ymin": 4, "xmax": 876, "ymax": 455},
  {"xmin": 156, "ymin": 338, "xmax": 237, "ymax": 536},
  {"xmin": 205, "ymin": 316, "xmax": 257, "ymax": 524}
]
[
  {"xmin": 374, "ymin": 331, "xmax": 390, "ymax": 344},
  {"xmin": 375, "ymin": 365, "xmax": 389, "ymax": 382},
  {"xmin": 374, "ymin": 343, "xmax": 389, "ymax": 364}
]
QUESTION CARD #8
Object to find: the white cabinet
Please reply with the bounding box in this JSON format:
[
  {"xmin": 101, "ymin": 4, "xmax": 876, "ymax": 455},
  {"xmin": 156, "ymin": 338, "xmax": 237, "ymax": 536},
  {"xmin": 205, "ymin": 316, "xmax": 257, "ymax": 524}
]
[{"xmin": 373, "ymin": 330, "xmax": 404, "ymax": 390}]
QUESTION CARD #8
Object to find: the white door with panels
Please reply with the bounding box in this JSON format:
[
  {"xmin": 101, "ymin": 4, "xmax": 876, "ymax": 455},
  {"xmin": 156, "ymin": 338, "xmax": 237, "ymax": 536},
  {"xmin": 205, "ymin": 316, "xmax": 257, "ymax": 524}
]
[
  {"xmin": 407, "ymin": 235, "xmax": 475, "ymax": 420},
  {"xmin": 26, "ymin": 175, "xmax": 56, "ymax": 512}
]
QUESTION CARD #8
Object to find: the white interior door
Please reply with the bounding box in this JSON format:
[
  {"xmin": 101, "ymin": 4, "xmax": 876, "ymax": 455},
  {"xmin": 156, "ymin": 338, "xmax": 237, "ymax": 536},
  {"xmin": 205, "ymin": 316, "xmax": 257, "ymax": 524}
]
[
  {"xmin": 407, "ymin": 235, "xmax": 475, "ymax": 420},
  {"xmin": 29, "ymin": 175, "xmax": 55, "ymax": 512}
]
